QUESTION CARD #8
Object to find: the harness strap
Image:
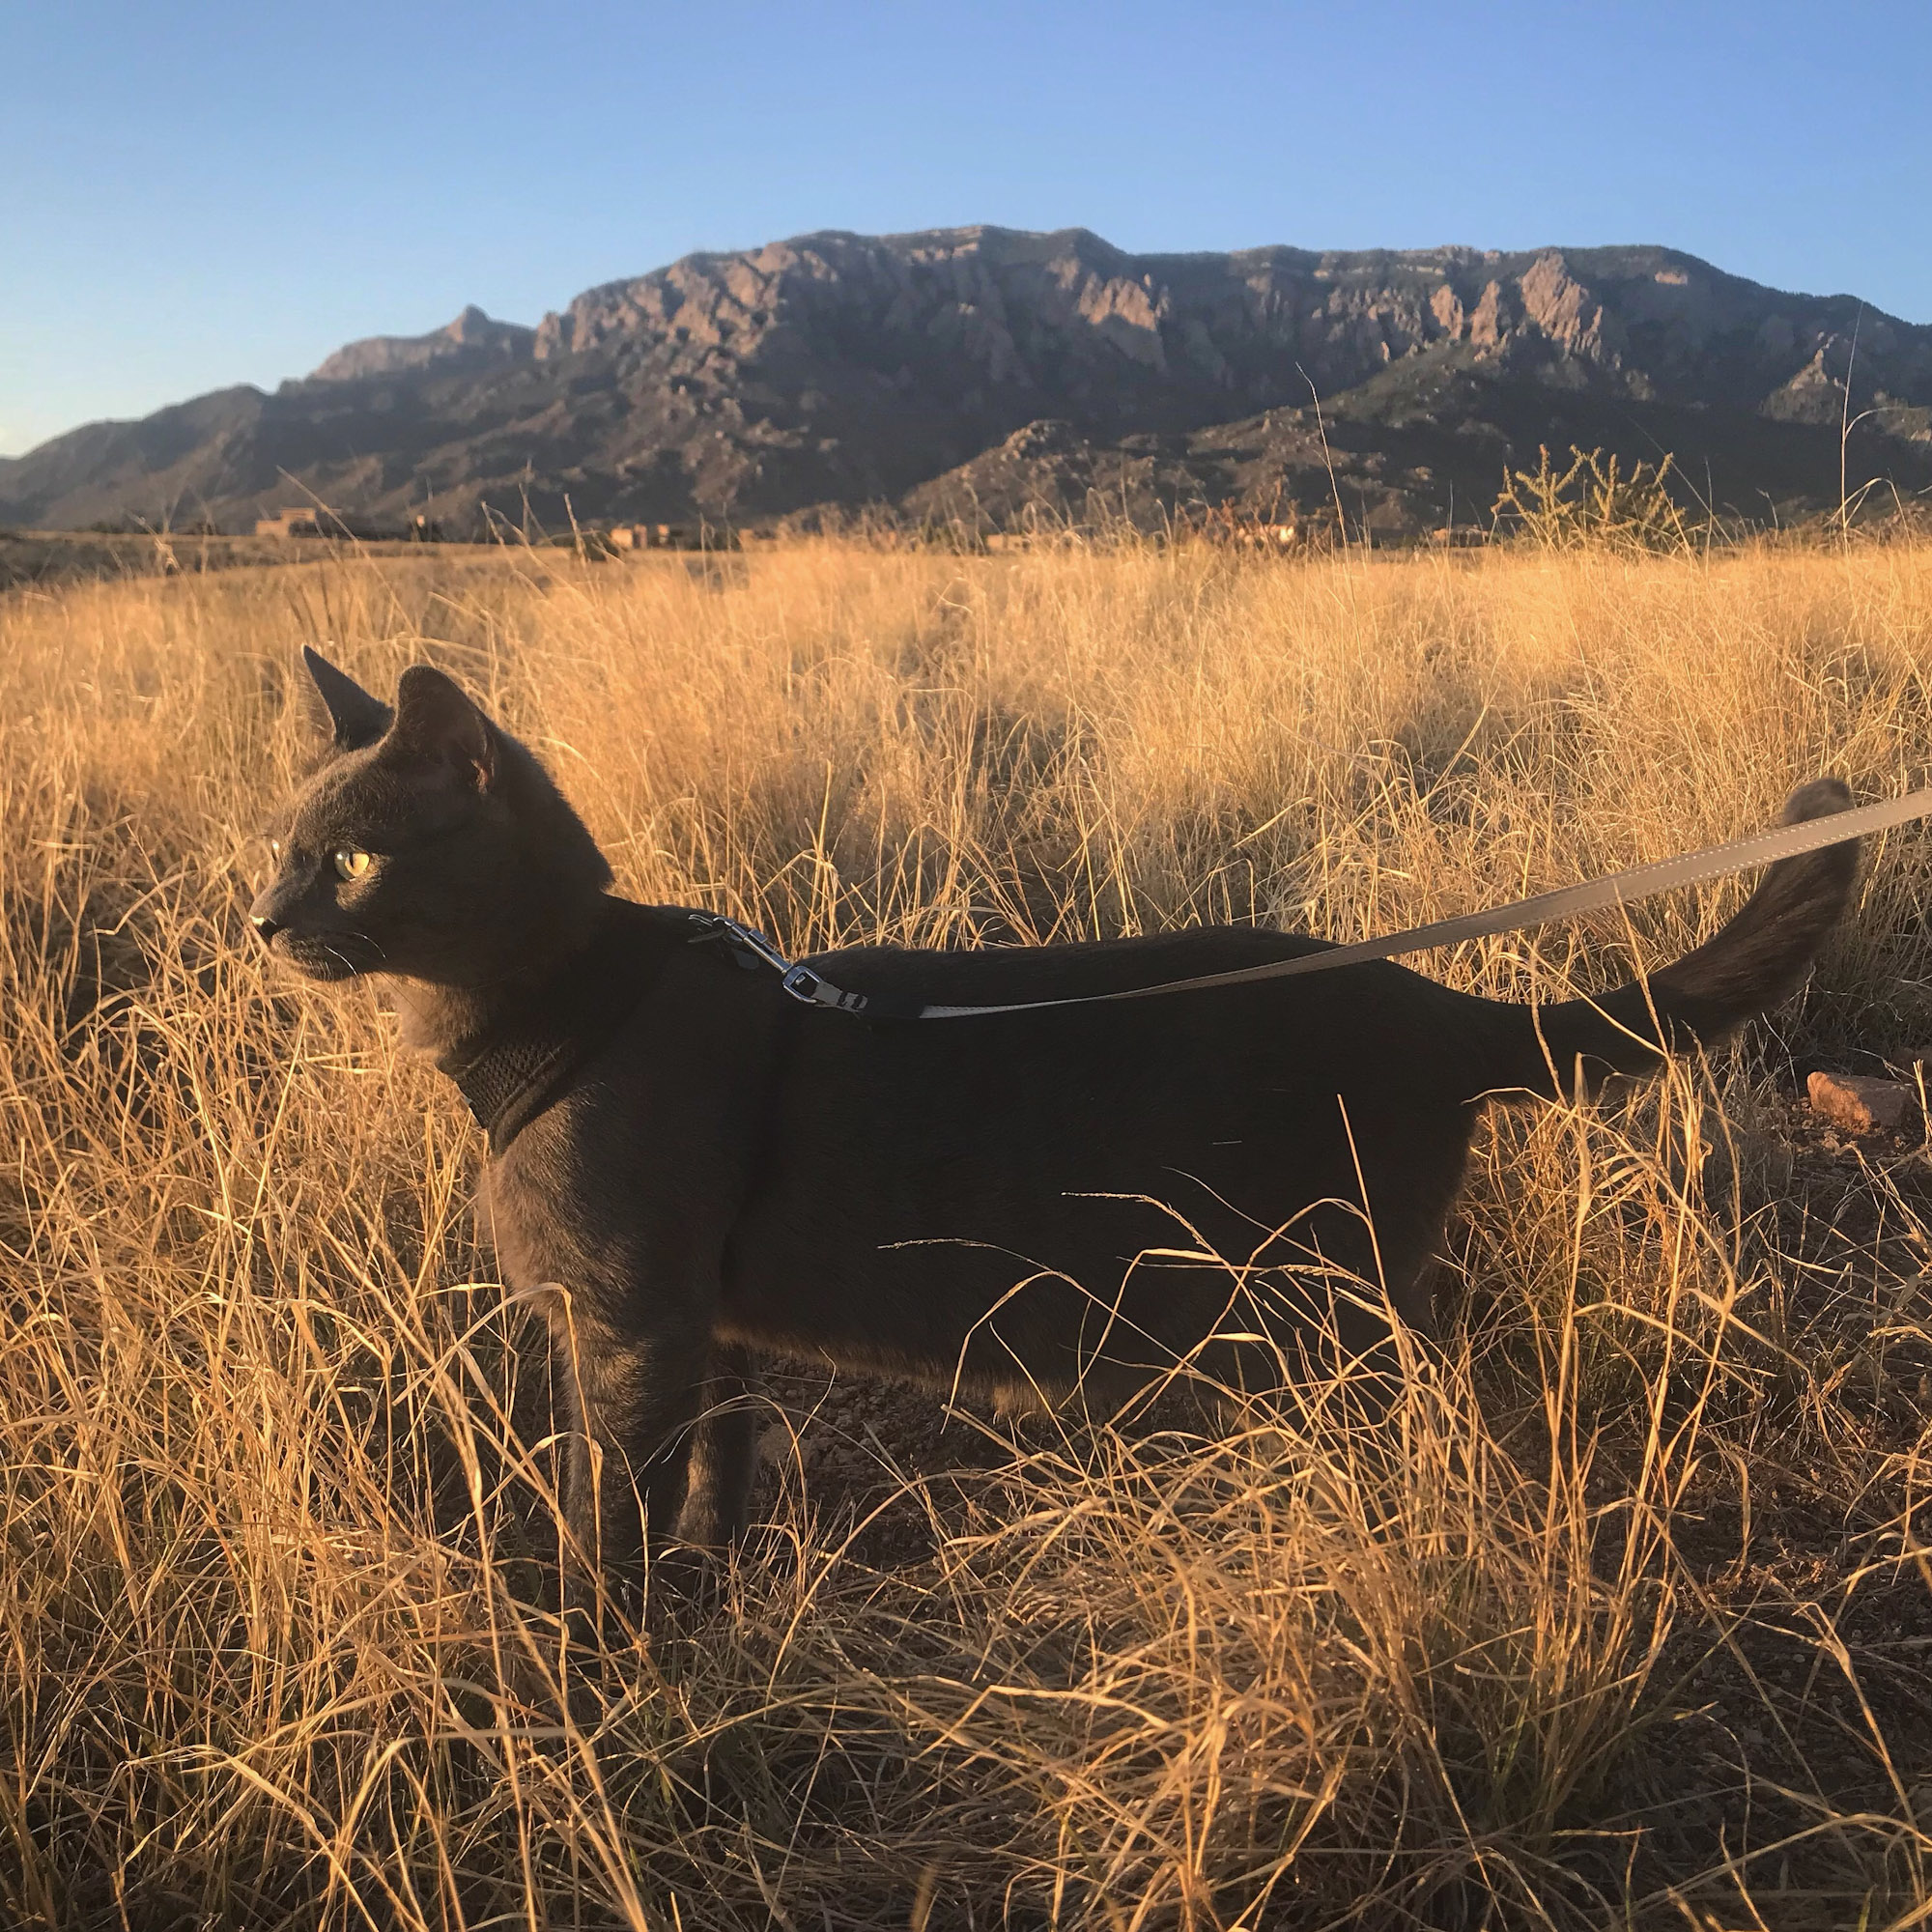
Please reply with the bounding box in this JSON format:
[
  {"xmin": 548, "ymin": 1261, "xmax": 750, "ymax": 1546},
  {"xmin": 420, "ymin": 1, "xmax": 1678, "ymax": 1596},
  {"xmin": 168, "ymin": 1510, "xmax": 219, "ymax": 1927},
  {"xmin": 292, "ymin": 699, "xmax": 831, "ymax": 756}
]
[
  {"xmin": 448, "ymin": 1031, "xmax": 583, "ymax": 1154},
  {"xmin": 445, "ymin": 901, "xmax": 670, "ymax": 1153},
  {"xmin": 696, "ymin": 784, "xmax": 1932, "ymax": 1022}
]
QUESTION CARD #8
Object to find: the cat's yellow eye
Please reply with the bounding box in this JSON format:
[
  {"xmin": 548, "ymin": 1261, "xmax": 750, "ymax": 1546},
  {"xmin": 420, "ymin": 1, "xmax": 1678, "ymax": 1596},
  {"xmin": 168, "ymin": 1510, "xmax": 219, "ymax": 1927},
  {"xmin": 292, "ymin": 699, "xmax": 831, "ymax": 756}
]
[{"xmin": 333, "ymin": 847, "xmax": 373, "ymax": 882}]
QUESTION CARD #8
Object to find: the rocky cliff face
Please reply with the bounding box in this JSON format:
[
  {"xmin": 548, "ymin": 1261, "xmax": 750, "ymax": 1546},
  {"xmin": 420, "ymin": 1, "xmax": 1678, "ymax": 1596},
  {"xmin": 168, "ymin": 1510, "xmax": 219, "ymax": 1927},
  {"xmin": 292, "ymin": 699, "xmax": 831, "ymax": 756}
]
[
  {"xmin": 309, "ymin": 306, "xmax": 536, "ymax": 383},
  {"xmin": 3, "ymin": 226, "xmax": 1928, "ymax": 535}
]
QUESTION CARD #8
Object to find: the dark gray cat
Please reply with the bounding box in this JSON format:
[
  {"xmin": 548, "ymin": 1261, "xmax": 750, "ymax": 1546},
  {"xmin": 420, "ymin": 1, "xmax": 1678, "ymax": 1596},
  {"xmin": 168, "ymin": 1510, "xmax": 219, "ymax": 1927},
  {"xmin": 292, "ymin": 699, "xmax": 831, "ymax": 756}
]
[{"xmin": 252, "ymin": 648, "xmax": 1860, "ymax": 1587}]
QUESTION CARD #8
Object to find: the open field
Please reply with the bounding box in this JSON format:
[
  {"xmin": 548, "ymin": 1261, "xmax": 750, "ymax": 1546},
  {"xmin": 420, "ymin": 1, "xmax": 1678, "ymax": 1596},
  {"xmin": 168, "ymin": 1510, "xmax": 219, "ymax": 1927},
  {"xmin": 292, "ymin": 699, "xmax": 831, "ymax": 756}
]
[
  {"xmin": 0, "ymin": 529, "xmax": 531, "ymax": 596},
  {"xmin": 3, "ymin": 541, "xmax": 1932, "ymax": 1929}
]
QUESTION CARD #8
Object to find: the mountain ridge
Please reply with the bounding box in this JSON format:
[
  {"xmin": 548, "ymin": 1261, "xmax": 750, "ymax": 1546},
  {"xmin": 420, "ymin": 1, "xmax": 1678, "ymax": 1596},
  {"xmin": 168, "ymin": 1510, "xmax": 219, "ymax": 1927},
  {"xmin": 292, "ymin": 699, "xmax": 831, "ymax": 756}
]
[
  {"xmin": 4, "ymin": 225, "xmax": 1928, "ymax": 536},
  {"xmin": 309, "ymin": 304, "xmax": 536, "ymax": 383}
]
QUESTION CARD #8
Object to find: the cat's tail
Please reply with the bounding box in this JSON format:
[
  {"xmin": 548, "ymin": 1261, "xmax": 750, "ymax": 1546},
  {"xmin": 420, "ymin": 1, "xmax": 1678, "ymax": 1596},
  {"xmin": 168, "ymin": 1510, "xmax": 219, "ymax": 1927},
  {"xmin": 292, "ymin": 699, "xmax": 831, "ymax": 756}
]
[{"xmin": 1486, "ymin": 779, "xmax": 1860, "ymax": 1101}]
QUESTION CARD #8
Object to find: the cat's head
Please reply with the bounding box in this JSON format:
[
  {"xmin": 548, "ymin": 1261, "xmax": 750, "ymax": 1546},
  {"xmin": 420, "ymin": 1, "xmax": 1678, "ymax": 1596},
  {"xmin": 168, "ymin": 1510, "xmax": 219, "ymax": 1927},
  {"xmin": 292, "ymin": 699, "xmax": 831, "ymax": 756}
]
[{"xmin": 249, "ymin": 648, "xmax": 612, "ymax": 985}]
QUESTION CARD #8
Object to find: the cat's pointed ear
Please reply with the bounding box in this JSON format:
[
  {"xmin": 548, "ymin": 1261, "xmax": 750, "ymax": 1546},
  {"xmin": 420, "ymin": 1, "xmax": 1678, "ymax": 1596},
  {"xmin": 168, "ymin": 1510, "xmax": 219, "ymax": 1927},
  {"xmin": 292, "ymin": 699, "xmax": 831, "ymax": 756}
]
[
  {"xmin": 390, "ymin": 665, "xmax": 497, "ymax": 789},
  {"xmin": 302, "ymin": 645, "xmax": 393, "ymax": 752}
]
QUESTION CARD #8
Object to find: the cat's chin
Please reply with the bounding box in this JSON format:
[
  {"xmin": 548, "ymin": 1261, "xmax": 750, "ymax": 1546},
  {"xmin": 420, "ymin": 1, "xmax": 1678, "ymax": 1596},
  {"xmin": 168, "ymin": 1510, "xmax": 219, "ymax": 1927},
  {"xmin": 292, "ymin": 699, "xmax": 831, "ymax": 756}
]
[{"xmin": 271, "ymin": 936, "xmax": 373, "ymax": 982}]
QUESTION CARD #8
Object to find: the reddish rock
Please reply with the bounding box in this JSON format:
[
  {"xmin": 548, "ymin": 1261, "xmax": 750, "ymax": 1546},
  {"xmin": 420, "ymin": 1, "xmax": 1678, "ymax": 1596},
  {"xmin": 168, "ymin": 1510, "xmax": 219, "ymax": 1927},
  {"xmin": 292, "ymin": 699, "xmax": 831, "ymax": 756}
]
[{"xmin": 1807, "ymin": 1070, "xmax": 1916, "ymax": 1135}]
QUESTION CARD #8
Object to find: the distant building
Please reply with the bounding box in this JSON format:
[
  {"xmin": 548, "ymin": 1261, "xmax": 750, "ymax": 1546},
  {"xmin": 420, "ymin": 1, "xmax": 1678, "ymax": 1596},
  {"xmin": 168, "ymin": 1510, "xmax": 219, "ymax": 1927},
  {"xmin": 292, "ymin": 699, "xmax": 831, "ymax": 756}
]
[
  {"xmin": 607, "ymin": 523, "xmax": 744, "ymax": 552},
  {"xmin": 252, "ymin": 505, "xmax": 402, "ymax": 541},
  {"xmin": 254, "ymin": 507, "xmax": 325, "ymax": 538}
]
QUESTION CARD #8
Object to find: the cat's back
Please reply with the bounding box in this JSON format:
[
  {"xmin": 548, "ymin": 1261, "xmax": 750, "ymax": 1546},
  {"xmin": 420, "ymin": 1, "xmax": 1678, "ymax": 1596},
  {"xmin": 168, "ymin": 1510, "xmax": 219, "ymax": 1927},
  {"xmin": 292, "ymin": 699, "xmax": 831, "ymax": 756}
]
[{"xmin": 798, "ymin": 923, "xmax": 1341, "ymax": 1009}]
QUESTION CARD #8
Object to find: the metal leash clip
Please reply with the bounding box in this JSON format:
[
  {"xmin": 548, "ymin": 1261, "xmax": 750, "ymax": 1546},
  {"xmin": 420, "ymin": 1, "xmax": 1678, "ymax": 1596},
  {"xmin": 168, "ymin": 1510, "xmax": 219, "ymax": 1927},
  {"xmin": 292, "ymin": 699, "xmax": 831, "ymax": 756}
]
[
  {"xmin": 689, "ymin": 913, "xmax": 875, "ymax": 1010},
  {"xmin": 780, "ymin": 964, "xmax": 871, "ymax": 1012},
  {"xmin": 686, "ymin": 911, "xmax": 797, "ymax": 977}
]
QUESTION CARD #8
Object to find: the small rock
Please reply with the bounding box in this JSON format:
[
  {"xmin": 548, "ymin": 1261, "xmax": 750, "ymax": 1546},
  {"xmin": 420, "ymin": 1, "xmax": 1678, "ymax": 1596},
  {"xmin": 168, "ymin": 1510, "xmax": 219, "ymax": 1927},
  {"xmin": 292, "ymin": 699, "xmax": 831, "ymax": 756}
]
[{"xmin": 1806, "ymin": 1070, "xmax": 1916, "ymax": 1135}]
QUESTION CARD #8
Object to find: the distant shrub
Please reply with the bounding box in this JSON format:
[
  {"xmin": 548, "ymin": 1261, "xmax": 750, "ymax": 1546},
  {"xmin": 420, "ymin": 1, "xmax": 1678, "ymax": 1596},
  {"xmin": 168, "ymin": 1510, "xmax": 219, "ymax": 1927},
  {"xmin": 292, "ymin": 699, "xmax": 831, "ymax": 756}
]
[{"xmin": 1492, "ymin": 444, "xmax": 1693, "ymax": 553}]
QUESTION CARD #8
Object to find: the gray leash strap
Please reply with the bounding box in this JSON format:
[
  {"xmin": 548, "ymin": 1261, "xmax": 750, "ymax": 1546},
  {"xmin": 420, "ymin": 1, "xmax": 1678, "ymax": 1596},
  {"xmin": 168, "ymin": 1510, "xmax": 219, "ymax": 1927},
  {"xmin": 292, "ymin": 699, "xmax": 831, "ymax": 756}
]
[{"xmin": 696, "ymin": 785, "xmax": 1932, "ymax": 1021}]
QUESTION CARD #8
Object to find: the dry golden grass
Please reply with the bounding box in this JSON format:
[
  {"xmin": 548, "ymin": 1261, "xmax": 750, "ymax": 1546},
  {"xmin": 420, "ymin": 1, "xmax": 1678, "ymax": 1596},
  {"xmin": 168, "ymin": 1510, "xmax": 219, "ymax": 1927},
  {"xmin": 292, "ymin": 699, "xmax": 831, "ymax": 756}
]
[{"xmin": 3, "ymin": 540, "xmax": 1932, "ymax": 1929}]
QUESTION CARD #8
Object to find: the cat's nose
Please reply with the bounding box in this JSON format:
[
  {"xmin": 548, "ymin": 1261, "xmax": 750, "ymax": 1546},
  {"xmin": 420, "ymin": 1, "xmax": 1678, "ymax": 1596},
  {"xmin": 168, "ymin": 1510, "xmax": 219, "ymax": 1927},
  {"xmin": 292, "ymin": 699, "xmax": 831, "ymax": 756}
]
[{"xmin": 249, "ymin": 883, "xmax": 287, "ymax": 944}]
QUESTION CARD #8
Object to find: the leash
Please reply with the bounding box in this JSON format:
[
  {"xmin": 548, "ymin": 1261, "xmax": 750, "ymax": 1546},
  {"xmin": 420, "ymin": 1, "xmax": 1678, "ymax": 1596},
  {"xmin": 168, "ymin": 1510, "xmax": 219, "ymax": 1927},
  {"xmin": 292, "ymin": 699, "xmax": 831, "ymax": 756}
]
[{"xmin": 690, "ymin": 784, "xmax": 1932, "ymax": 1021}]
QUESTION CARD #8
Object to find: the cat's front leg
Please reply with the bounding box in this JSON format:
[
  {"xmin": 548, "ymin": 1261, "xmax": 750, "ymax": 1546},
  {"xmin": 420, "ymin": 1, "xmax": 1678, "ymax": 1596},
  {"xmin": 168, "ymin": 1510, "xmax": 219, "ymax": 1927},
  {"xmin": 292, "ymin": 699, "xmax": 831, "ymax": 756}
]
[
  {"xmin": 548, "ymin": 1297, "xmax": 713, "ymax": 1600},
  {"xmin": 676, "ymin": 1343, "xmax": 759, "ymax": 1550}
]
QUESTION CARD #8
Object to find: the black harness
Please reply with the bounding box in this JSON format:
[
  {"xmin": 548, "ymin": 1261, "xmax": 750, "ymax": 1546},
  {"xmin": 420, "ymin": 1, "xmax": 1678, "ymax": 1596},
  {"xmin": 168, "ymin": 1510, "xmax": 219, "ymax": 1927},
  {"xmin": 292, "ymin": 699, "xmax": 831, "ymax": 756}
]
[
  {"xmin": 444, "ymin": 902, "xmax": 796, "ymax": 1155},
  {"xmin": 443, "ymin": 899, "xmax": 673, "ymax": 1154}
]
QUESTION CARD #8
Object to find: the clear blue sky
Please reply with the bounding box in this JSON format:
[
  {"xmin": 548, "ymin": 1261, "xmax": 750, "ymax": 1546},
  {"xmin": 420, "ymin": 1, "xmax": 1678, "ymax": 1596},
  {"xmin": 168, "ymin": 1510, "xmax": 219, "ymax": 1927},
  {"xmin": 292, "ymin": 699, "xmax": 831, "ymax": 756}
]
[{"xmin": 3, "ymin": 0, "xmax": 1928, "ymax": 457}]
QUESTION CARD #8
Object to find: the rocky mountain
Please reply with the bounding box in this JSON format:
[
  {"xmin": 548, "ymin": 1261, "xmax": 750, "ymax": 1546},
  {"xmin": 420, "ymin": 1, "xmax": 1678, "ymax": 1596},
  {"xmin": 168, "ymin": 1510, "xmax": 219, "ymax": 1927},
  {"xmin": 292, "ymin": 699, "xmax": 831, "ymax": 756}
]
[
  {"xmin": 308, "ymin": 305, "xmax": 536, "ymax": 383},
  {"xmin": 3, "ymin": 226, "xmax": 1929, "ymax": 537}
]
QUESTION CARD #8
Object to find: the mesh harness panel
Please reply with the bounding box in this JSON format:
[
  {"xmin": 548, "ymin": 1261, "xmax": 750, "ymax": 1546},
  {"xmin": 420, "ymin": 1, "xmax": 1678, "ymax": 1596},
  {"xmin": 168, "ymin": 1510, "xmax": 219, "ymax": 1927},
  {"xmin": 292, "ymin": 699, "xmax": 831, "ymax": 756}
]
[{"xmin": 444, "ymin": 899, "xmax": 669, "ymax": 1155}]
